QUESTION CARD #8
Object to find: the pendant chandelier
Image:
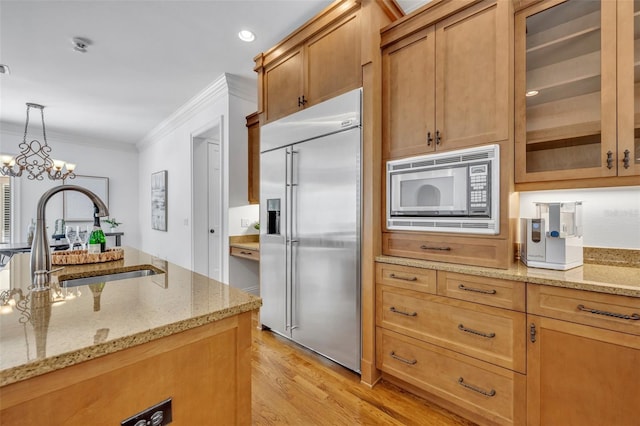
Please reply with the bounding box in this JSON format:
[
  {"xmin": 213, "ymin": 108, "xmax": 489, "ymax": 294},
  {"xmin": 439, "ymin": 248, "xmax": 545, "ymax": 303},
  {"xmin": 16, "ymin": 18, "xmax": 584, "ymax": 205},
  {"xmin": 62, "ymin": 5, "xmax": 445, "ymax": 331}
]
[{"xmin": 1, "ymin": 103, "xmax": 76, "ymax": 181}]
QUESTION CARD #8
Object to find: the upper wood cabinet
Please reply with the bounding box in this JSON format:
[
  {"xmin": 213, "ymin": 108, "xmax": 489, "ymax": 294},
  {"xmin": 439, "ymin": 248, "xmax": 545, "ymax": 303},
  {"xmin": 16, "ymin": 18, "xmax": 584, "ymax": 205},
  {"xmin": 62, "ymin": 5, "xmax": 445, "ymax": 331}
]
[
  {"xmin": 246, "ymin": 112, "xmax": 259, "ymax": 205},
  {"xmin": 515, "ymin": 0, "xmax": 640, "ymax": 187},
  {"xmin": 256, "ymin": 4, "xmax": 361, "ymax": 124},
  {"xmin": 381, "ymin": 0, "xmax": 511, "ymax": 160}
]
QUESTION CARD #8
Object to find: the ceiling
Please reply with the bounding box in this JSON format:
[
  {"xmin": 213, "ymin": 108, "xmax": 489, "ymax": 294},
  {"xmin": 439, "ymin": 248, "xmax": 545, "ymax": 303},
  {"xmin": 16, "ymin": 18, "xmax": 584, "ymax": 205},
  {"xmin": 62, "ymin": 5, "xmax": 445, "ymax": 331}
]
[{"xmin": 0, "ymin": 0, "xmax": 339, "ymax": 149}]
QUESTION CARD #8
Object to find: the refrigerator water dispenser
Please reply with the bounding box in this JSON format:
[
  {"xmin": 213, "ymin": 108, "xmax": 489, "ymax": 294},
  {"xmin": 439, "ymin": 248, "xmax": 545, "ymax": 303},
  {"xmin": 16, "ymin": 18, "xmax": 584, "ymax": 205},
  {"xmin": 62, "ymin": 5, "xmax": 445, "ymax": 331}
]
[{"xmin": 266, "ymin": 198, "xmax": 281, "ymax": 235}]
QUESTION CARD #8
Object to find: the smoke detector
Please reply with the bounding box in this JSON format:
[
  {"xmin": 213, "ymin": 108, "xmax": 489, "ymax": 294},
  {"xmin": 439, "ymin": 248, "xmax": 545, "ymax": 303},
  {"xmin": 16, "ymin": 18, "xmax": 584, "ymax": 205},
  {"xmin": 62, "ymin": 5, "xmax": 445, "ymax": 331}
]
[{"xmin": 71, "ymin": 37, "xmax": 92, "ymax": 53}]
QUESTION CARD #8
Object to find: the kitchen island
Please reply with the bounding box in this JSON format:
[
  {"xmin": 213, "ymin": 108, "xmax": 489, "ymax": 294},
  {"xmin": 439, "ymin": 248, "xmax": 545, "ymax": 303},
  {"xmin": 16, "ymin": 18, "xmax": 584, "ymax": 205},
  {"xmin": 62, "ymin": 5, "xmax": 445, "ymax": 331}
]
[{"xmin": 0, "ymin": 247, "xmax": 261, "ymax": 425}]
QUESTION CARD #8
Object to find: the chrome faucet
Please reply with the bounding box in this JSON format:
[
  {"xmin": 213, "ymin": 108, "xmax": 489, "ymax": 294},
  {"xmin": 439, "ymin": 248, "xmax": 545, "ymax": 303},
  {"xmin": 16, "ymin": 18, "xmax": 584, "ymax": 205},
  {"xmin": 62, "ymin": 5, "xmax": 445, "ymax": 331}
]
[{"xmin": 30, "ymin": 185, "xmax": 109, "ymax": 290}]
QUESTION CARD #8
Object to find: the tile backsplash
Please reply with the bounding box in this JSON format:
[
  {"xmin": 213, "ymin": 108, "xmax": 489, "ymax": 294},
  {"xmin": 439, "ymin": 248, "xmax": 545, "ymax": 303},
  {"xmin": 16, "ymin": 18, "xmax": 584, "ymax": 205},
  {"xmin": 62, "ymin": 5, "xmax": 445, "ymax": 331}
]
[{"xmin": 519, "ymin": 186, "xmax": 640, "ymax": 249}]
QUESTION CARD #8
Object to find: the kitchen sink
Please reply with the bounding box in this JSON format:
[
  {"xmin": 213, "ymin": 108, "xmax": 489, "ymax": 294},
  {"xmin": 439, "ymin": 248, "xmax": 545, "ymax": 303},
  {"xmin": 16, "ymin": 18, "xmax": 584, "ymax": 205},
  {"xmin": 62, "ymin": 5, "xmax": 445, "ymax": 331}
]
[{"xmin": 59, "ymin": 265, "xmax": 164, "ymax": 287}]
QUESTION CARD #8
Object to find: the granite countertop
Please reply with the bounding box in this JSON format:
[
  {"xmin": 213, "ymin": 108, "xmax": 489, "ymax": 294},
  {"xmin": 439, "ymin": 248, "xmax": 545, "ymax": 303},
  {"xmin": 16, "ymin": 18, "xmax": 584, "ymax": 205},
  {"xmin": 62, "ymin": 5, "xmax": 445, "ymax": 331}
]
[
  {"xmin": 376, "ymin": 255, "xmax": 640, "ymax": 298},
  {"xmin": 0, "ymin": 247, "xmax": 262, "ymax": 387},
  {"xmin": 229, "ymin": 235, "xmax": 259, "ymax": 251}
]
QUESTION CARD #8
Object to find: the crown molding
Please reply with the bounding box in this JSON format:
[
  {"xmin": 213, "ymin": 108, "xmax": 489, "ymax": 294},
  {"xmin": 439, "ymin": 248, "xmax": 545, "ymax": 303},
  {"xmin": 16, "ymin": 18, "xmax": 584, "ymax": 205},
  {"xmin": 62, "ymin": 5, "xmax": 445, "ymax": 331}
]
[{"xmin": 136, "ymin": 73, "xmax": 257, "ymax": 150}]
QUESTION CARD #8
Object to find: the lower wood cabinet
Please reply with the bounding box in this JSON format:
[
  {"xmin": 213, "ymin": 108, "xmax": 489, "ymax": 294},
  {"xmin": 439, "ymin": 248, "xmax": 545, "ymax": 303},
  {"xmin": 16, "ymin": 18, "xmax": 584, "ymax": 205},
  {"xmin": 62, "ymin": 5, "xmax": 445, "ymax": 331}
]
[
  {"xmin": 230, "ymin": 246, "xmax": 260, "ymax": 261},
  {"xmin": 375, "ymin": 263, "xmax": 526, "ymax": 425},
  {"xmin": 375, "ymin": 262, "xmax": 640, "ymax": 425},
  {"xmin": 377, "ymin": 285, "xmax": 526, "ymax": 373},
  {"xmin": 382, "ymin": 232, "xmax": 511, "ymax": 269},
  {"xmin": 527, "ymin": 315, "xmax": 640, "ymax": 425},
  {"xmin": 0, "ymin": 312, "xmax": 254, "ymax": 425},
  {"xmin": 377, "ymin": 328, "xmax": 526, "ymax": 426},
  {"xmin": 527, "ymin": 284, "xmax": 640, "ymax": 426}
]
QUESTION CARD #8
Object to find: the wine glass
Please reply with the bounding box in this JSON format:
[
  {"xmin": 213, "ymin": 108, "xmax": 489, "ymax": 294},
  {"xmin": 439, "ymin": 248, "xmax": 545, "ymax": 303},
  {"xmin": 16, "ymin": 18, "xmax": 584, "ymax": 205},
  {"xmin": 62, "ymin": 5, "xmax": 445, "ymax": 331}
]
[
  {"xmin": 78, "ymin": 225, "xmax": 90, "ymax": 250},
  {"xmin": 65, "ymin": 226, "xmax": 78, "ymax": 250}
]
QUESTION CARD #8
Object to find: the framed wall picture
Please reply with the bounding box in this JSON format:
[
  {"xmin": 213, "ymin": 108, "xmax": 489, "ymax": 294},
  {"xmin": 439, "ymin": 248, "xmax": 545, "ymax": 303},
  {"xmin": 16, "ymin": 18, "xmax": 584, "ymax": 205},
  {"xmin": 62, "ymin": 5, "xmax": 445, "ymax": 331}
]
[
  {"xmin": 63, "ymin": 175, "xmax": 109, "ymax": 221},
  {"xmin": 151, "ymin": 170, "xmax": 167, "ymax": 231}
]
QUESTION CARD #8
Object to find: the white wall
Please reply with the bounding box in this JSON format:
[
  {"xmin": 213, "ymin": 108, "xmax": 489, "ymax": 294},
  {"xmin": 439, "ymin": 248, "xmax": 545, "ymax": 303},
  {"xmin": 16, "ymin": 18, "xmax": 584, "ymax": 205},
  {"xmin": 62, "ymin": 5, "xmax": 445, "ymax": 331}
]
[
  {"xmin": 0, "ymin": 127, "xmax": 139, "ymax": 247},
  {"xmin": 228, "ymin": 204, "xmax": 260, "ymax": 236},
  {"xmin": 519, "ymin": 186, "xmax": 640, "ymax": 249},
  {"xmin": 136, "ymin": 73, "xmax": 258, "ymax": 289}
]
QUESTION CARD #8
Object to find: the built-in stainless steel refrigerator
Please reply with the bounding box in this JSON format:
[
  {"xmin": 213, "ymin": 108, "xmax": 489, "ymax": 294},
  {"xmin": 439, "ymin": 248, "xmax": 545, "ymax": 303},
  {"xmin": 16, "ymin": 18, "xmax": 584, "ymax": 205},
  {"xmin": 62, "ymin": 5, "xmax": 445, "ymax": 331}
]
[{"xmin": 260, "ymin": 88, "xmax": 361, "ymax": 372}]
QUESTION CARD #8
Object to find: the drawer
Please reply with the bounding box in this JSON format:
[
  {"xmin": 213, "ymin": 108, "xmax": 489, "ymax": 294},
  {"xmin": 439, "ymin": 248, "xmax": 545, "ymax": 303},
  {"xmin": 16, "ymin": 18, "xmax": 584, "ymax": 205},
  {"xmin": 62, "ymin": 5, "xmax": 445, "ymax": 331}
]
[
  {"xmin": 376, "ymin": 262, "xmax": 437, "ymax": 294},
  {"xmin": 376, "ymin": 285, "xmax": 526, "ymax": 372},
  {"xmin": 230, "ymin": 246, "xmax": 260, "ymax": 261},
  {"xmin": 382, "ymin": 232, "xmax": 510, "ymax": 269},
  {"xmin": 528, "ymin": 284, "xmax": 640, "ymax": 336},
  {"xmin": 377, "ymin": 328, "xmax": 526, "ymax": 426},
  {"xmin": 438, "ymin": 271, "xmax": 525, "ymax": 312}
]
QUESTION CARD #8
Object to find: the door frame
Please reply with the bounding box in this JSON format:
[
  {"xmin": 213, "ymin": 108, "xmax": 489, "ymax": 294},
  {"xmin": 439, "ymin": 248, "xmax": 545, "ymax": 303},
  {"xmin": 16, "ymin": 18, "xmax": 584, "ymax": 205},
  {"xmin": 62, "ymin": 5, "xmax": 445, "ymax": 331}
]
[{"xmin": 190, "ymin": 116, "xmax": 225, "ymax": 281}]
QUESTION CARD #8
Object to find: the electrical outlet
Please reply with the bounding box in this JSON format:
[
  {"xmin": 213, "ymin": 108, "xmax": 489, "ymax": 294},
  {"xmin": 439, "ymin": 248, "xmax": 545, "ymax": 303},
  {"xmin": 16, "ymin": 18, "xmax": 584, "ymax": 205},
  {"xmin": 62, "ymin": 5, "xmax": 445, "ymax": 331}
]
[
  {"xmin": 241, "ymin": 218, "xmax": 250, "ymax": 228},
  {"xmin": 121, "ymin": 398, "xmax": 172, "ymax": 426}
]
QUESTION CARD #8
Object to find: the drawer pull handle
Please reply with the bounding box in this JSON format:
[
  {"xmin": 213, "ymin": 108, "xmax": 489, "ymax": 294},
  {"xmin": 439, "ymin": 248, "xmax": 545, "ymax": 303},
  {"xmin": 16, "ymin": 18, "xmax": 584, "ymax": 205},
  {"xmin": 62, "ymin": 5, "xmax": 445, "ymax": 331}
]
[
  {"xmin": 577, "ymin": 304, "xmax": 640, "ymax": 321},
  {"xmin": 240, "ymin": 251, "xmax": 253, "ymax": 255},
  {"xmin": 390, "ymin": 306, "xmax": 417, "ymax": 317},
  {"xmin": 390, "ymin": 273, "xmax": 417, "ymax": 282},
  {"xmin": 458, "ymin": 377, "xmax": 496, "ymax": 397},
  {"xmin": 458, "ymin": 324, "xmax": 496, "ymax": 339},
  {"xmin": 458, "ymin": 284, "xmax": 497, "ymax": 295},
  {"xmin": 420, "ymin": 245, "xmax": 451, "ymax": 251},
  {"xmin": 390, "ymin": 351, "xmax": 417, "ymax": 365},
  {"xmin": 623, "ymin": 149, "xmax": 631, "ymax": 169}
]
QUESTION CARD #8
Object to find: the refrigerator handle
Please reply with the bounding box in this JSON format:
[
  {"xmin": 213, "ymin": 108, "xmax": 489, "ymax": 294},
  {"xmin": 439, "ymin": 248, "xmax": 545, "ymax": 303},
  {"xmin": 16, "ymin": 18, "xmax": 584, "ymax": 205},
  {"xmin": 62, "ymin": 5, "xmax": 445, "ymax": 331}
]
[
  {"xmin": 289, "ymin": 148, "xmax": 299, "ymax": 331},
  {"xmin": 285, "ymin": 148, "xmax": 292, "ymax": 331}
]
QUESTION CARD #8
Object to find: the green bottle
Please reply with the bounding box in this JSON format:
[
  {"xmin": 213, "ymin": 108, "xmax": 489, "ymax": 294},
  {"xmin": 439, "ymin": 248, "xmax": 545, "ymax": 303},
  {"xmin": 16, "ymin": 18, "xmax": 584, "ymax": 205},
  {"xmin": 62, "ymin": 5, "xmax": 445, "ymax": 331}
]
[{"xmin": 88, "ymin": 209, "xmax": 106, "ymax": 254}]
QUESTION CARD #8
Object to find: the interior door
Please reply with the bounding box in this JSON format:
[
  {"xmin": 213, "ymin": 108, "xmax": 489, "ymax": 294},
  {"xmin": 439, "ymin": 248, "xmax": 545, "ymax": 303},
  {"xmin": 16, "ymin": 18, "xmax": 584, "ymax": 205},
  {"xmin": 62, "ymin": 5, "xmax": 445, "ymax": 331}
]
[
  {"xmin": 207, "ymin": 141, "xmax": 221, "ymax": 280},
  {"xmin": 290, "ymin": 127, "xmax": 361, "ymax": 372}
]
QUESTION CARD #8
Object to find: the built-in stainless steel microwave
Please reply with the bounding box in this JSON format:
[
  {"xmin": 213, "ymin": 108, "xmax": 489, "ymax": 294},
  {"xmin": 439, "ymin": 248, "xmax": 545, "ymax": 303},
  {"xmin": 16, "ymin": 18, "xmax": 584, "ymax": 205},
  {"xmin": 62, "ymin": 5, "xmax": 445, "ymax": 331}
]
[{"xmin": 387, "ymin": 144, "xmax": 500, "ymax": 235}]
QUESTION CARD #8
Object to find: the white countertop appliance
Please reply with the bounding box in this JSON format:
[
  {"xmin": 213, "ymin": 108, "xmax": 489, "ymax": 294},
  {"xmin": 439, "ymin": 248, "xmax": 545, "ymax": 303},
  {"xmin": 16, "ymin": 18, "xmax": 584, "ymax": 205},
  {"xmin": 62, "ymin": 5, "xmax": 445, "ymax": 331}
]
[{"xmin": 520, "ymin": 201, "xmax": 583, "ymax": 270}]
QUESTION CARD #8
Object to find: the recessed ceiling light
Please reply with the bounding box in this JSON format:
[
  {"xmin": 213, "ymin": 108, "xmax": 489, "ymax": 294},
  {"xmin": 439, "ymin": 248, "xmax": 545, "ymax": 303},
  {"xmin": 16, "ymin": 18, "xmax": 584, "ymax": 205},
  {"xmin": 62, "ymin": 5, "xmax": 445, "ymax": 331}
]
[
  {"xmin": 238, "ymin": 30, "xmax": 255, "ymax": 42},
  {"xmin": 525, "ymin": 90, "xmax": 539, "ymax": 97}
]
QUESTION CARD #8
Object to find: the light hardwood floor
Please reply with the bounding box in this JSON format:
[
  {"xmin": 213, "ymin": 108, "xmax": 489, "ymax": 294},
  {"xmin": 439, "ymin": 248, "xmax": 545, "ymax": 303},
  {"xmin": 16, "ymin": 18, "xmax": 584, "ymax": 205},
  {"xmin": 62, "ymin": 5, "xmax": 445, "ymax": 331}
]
[{"xmin": 251, "ymin": 327, "xmax": 475, "ymax": 425}]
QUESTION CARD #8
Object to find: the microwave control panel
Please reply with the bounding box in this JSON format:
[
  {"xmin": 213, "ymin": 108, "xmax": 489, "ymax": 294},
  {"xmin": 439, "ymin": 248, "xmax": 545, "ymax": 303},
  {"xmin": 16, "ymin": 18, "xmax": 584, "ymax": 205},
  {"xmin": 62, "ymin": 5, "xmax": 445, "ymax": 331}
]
[{"xmin": 468, "ymin": 163, "xmax": 490, "ymax": 216}]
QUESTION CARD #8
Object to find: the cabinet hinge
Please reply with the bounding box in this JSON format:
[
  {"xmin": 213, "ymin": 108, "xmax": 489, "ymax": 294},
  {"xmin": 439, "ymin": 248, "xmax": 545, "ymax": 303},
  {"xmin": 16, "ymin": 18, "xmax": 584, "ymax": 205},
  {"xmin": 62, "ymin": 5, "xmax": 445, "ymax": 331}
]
[{"xmin": 529, "ymin": 323, "xmax": 536, "ymax": 343}]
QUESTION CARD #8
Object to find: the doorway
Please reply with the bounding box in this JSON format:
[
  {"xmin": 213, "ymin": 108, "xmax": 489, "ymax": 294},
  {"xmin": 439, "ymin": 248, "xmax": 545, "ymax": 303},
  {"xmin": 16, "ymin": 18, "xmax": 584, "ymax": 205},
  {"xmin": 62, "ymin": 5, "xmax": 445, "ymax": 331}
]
[{"xmin": 191, "ymin": 121, "xmax": 223, "ymax": 281}]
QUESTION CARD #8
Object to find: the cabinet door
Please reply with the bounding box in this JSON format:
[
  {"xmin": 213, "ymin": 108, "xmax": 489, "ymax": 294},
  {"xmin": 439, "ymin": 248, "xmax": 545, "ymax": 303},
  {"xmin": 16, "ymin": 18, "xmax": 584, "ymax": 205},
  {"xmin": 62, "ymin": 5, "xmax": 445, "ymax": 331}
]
[
  {"xmin": 246, "ymin": 112, "xmax": 260, "ymax": 204},
  {"xmin": 264, "ymin": 47, "xmax": 304, "ymax": 123},
  {"xmin": 527, "ymin": 315, "xmax": 640, "ymax": 425},
  {"xmin": 515, "ymin": 0, "xmax": 618, "ymax": 182},
  {"xmin": 382, "ymin": 27, "xmax": 436, "ymax": 160},
  {"xmin": 306, "ymin": 13, "xmax": 361, "ymax": 107},
  {"xmin": 435, "ymin": 0, "xmax": 510, "ymax": 151},
  {"xmin": 616, "ymin": 0, "xmax": 640, "ymax": 177}
]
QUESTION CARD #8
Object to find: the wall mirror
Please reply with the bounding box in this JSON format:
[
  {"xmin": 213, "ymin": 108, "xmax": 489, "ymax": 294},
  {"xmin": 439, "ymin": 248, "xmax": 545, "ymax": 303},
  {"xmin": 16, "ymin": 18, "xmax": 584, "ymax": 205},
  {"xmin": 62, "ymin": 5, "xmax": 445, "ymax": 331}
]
[{"xmin": 63, "ymin": 175, "xmax": 109, "ymax": 221}]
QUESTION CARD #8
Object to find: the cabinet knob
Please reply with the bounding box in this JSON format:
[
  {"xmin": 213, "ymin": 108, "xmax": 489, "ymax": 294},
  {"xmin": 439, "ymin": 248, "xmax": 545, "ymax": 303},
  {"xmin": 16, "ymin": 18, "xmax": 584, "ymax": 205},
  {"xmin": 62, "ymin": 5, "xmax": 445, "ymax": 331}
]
[
  {"xmin": 210, "ymin": 229, "xmax": 215, "ymax": 234},
  {"xmin": 435, "ymin": 130, "xmax": 441, "ymax": 145},
  {"xmin": 427, "ymin": 131, "xmax": 433, "ymax": 146}
]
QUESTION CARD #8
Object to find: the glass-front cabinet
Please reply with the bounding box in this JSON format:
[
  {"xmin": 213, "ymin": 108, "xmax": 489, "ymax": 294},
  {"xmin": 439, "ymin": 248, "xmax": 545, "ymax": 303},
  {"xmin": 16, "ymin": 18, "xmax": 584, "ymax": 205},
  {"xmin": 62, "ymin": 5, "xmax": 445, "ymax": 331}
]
[
  {"xmin": 515, "ymin": 0, "xmax": 640, "ymax": 184},
  {"xmin": 618, "ymin": 0, "xmax": 640, "ymax": 177}
]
